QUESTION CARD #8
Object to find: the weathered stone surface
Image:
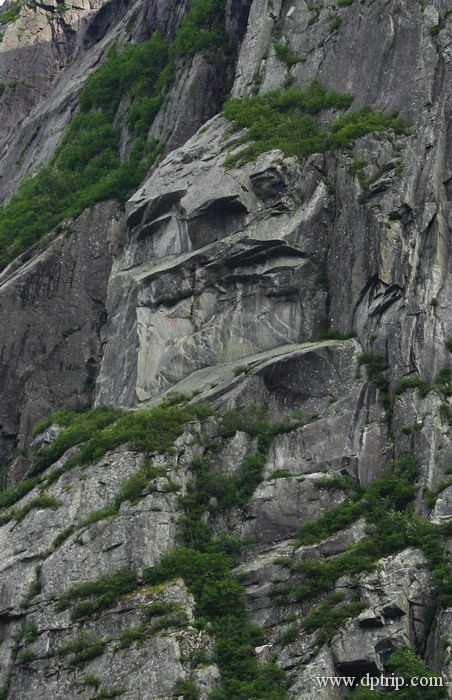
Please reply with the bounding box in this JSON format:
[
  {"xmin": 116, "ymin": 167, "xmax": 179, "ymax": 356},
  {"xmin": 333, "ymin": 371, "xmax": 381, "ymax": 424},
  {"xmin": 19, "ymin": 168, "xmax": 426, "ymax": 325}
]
[
  {"xmin": 97, "ymin": 139, "xmax": 330, "ymax": 406},
  {"xmin": 1, "ymin": 0, "xmax": 452, "ymax": 696},
  {"xmin": 0, "ymin": 202, "xmax": 114, "ymax": 473},
  {"xmin": 332, "ymin": 549, "xmax": 433, "ymax": 671},
  {"xmin": 241, "ymin": 474, "xmax": 347, "ymax": 544}
]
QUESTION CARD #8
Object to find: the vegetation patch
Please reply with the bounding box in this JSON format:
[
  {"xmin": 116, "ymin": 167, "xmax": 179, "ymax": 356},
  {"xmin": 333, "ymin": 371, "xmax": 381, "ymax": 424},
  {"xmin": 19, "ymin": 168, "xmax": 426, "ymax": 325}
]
[
  {"xmin": 352, "ymin": 647, "xmax": 444, "ymax": 699},
  {"xmin": 144, "ymin": 549, "xmax": 288, "ymax": 699},
  {"xmin": 140, "ymin": 404, "xmax": 299, "ymax": 698},
  {"xmin": 273, "ymin": 41, "xmax": 304, "ymax": 67},
  {"xmin": 31, "ymin": 396, "xmax": 212, "ymax": 478},
  {"xmin": 118, "ymin": 605, "xmax": 188, "ymax": 648},
  {"xmin": 275, "ymin": 625, "xmax": 298, "ymax": 645},
  {"xmin": 274, "ymin": 454, "xmax": 452, "ymax": 616},
  {"xmin": 0, "ymin": 0, "xmax": 229, "ymax": 270},
  {"xmin": 179, "ymin": 404, "xmax": 304, "ymax": 550},
  {"xmin": 357, "ymin": 350, "xmax": 391, "ymax": 421},
  {"xmin": 17, "ymin": 649, "xmax": 36, "ymax": 665},
  {"xmin": 435, "ymin": 366, "xmax": 452, "ymax": 397},
  {"xmin": 394, "ymin": 376, "xmax": 432, "ymax": 398},
  {"xmin": 0, "ymin": 2, "xmax": 24, "ymax": 23},
  {"xmin": 14, "ymin": 492, "xmax": 60, "ymax": 522},
  {"xmin": 172, "ymin": 679, "xmax": 200, "ymax": 700},
  {"xmin": 56, "ymin": 570, "xmax": 139, "ymax": 619},
  {"xmin": 57, "ymin": 633, "xmax": 108, "ymax": 665},
  {"xmin": 222, "ymin": 81, "xmax": 408, "ymax": 168},
  {"xmin": 303, "ymin": 592, "xmax": 365, "ymax": 645},
  {"xmin": 0, "ymin": 475, "xmax": 41, "ymax": 514}
]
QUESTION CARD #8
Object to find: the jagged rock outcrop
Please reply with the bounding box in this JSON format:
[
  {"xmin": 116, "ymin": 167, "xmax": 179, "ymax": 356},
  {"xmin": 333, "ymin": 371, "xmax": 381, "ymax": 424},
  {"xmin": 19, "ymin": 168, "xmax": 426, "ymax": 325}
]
[{"xmin": 0, "ymin": 0, "xmax": 452, "ymax": 697}]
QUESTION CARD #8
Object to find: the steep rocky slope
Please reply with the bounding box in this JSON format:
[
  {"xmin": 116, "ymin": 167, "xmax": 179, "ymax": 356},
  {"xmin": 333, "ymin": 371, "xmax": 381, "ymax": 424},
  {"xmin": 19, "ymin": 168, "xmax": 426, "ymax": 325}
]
[{"xmin": 0, "ymin": 0, "xmax": 452, "ymax": 697}]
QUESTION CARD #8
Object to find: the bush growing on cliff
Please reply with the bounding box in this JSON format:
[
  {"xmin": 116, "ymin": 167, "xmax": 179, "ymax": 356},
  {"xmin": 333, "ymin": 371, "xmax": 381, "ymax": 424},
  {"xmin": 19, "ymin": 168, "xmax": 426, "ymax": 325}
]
[
  {"xmin": 222, "ymin": 82, "xmax": 409, "ymax": 167},
  {"xmin": 273, "ymin": 42, "xmax": 304, "ymax": 67},
  {"xmin": 352, "ymin": 647, "xmax": 445, "ymax": 699},
  {"xmin": 0, "ymin": 2, "xmax": 24, "ymax": 23},
  {"xmin": 303, "ymin": 595, "xmax": 365, "ymax": 644},
  {"xmin": 278, "ymin": 451, "xmax": 452, "ymax": 615},
  {"xmin": 144, "ymin": 548, "xmax": 288, "ymax": 699},
  {"xmin": 30, "ymin": 398, "xmax": 212, "ymax": 477},
  {"xmin": 357, "ymin": 349, "xmax": 392, "ymax": 419},
  {"xmin": 394, "ymin": 375, "xmax": 432, "ymax": 398}
]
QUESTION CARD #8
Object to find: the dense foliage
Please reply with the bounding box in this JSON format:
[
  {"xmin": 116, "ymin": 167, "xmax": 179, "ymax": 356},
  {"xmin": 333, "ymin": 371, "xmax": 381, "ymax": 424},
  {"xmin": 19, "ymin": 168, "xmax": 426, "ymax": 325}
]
[
  {"xmin": 0, "ymin": 396, "xmax": 211, "ymax": 520},
  {"xmin": 30, "ymin": 398, "xmax": 212, "ymax": 478},
  {"xmin": 0, "ymin": 2, "xmax": 24, "ymax": 23},
  {"xmin": 0, "ymin": 0, "xmax": 228, "ymax": 270},
  {"xmin": 222, "ymin": 82, "xmax": 409, "ymax": 167}
]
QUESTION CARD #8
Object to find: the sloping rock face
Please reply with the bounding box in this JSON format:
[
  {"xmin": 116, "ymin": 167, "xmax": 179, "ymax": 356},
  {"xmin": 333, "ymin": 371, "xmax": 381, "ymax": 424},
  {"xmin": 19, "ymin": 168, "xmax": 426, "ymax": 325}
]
[
  {"xmin": 0, "ymin": 202, "xmax": 115, "ymax": 475},
  {"xmin": 0, "ymin": 0, "xmax": 452, "ymax": 698}
]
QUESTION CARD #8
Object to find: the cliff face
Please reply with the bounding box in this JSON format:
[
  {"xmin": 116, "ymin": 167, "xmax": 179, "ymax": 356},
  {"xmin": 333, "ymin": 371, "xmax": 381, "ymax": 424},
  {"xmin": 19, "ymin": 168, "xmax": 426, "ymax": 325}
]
[{"xmin": 0, "ymin": 0, "xmax": 452, "ymax": 698}]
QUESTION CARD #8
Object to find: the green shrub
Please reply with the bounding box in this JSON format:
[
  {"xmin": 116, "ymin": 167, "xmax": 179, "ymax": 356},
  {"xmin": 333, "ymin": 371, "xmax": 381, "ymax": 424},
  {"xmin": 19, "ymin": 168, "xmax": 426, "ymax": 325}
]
[
  {"xmin": 296, "ymin": 498, "xmax": 362, "ymax": 544},
  {"xmin": 117, "ymin": 627, "xmax": 145, "ymax": 648},
  {"xmin": 394, "ymin": 376, "xmax": 432, "ymax": 398},
  {"xmin": 149, "ymin": 609, "xmax": 188, "ymax": 632},
  {"xmin": 274, "ymin": 42, "xmax": 304, "ymax": 67},
  {"xmin": 352, "ymin": 647, "xmax": 445, "ymax": 699},
  {"xmin": 234, "ymin": 365, "xmax": 251, "ymax": 376},
  {"xmin": 223, "ymin": 82, "xmax": 408, "ymax": 170},
  {"xmin": 80, "ymin": 505, "xmax": 118, "ymax": 527},
  {"xmin": 435, "ymin": 366, "xmax": 452, "ymax": 396},
  {"xmin": 30, "ymin": 405, "xmax": 122, "ymax": 475},
  {"xmin": 83, "ymin": 673, "xmax": 101, "ymax": 689},
  {"xmin": 23, "ymin": 621, "xmax": 38, "ymax": 643},
  {"xmin": 18, "ymin": 649, "xmax": 36, "ymax": 664},
  {"xmin": 57, "ymin": 634, "xmax": 108, "ymax": 665},
  {"xmin": 14, "ymin": 492, "xmax": 60, "ymax": 522},
  {"xmin": 32, "ymin": 407, "xmax": 83, "ymax": 436},
  {"xmin": 0, "ymin": 3, "xmax": 23, "ymax": 23},
  {"xmin": 328, "ymin": 12, "xmax": 342, "ymax": 31},
  {"xmin": 276, "ymin": 625, "xmax": 297, "ymax": 645},
  {"xmin": 53, "ymin": 524, "xmax": 76, "ymax": 547},
  {"xmin": 303, "ymin": 596, "xmax": 365, "ymax": 644},
  {"xmin": 172, "ymin": 679, "xmax": 200, "ymax": 700},
  {"xmin": 170, "ymin": 0, "xmax": 228, "ymax": 60},
  {"xmin": 31, "ymin": 399, "xmax": 211, "ymax": 477},
  {"xmin": 337, "ymin": 0, "xmax": 354, "ymax": 5},
  {"xmin": 0, "ymin": 475, "xmax": 40, "ymax": 511},
  {"xmin": 56, "ymin": 570, "xmax": 138, "ymax": 617}
]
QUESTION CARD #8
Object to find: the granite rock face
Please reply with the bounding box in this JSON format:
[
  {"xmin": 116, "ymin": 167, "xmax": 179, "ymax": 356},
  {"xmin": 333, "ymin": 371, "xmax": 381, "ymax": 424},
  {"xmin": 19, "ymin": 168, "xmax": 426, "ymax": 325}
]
[
  {"xmin": 0, "ymin": 0, "xmax": 452, "ymax": 697},
  {"xmin": 0, "ymin": 202, "xmax": 115, "ymax": 473}
]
